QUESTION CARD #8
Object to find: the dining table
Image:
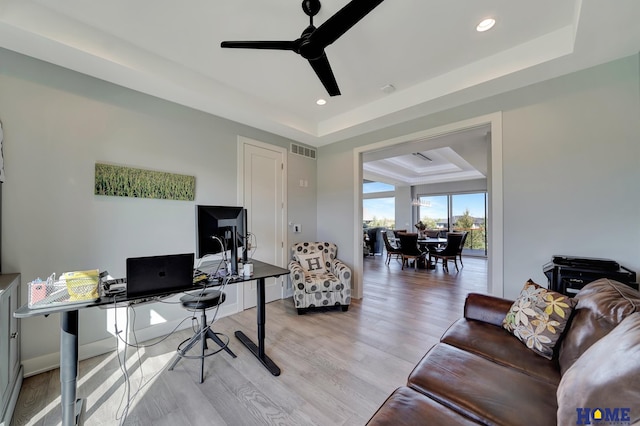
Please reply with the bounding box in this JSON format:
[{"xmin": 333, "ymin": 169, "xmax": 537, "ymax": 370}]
[{"xmin": 417, "ymin": 237, "xmax": 447, "ymax": 252}]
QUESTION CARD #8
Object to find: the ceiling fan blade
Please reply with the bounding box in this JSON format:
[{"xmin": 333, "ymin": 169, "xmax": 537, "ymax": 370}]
[
  {"xmin": 308, "ymin": 53, "xmax": 341, "ymax": 96},
  {"xmin": 221, "ymin": 40, "xmax": 298, "ymax": 51},
  {"xmin": 311, "ymin": 0, "xmax": 385, "ymax": 48}
]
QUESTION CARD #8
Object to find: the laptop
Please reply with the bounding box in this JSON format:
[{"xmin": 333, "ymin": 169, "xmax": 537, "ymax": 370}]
[{"xmin": 126, "ymin": 253, "xmax": 195, "ymax": 300}]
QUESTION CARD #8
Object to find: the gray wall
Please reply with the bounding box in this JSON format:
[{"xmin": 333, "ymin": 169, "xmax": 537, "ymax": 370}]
[
  {"xmin": 287, "ymin": 149, "xmax": 318, "ymax": 245},
  {"xmin": 2, "ymin": 44, "xmax": 639, "ymax": 372},
  {"xmin": 318, "ymin": 54, "xmax": 640, "ymax": 300},
  {"xmin": 0, "ymin": 47, "xmax": 316, "ymax": 373}
]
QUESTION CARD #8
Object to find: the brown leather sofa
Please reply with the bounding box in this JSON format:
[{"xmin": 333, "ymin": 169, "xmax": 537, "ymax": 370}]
[{"xmin": 367, "ymin": 278, "xmax": 640, "ymax": 425}]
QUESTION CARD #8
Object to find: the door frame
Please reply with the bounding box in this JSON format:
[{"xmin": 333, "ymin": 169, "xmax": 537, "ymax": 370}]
[
  {"xmin": 236, "ymin": 136, "xmax": 288, "ymax": 310},
  {"xmin": 352, "ymin": 112, "xmax": 504, "ymax": 298}
]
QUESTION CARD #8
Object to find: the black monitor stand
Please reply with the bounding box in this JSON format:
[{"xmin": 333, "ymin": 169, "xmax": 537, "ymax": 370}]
[{"xmin": 229, "ymin": 225, "xmax": 239, "ymax": 275}]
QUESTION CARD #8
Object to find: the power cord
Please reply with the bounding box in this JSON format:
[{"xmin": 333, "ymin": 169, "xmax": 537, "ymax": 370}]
[
  {"xmin": 244, "ymin": 232, "xmax": 257, "ymax": 262},
  {"xmin": 111, "ymin": 273, "xmax": 233, "ymax": 423},
  {"xmin": 111, "ymin": 298, "xmax": 201, "ymax": 423}
]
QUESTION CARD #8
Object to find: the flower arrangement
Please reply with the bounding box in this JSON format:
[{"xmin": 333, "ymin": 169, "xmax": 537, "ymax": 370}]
[{"xmin": 415, "ymin": 221, "xmax": 426, "ymax": 231}]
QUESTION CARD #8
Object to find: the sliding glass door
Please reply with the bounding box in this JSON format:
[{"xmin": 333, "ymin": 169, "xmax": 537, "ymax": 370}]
[
  {"xmin": 418, "ymin": 192, "xmax": 487, "ymax": 256},
  {"xmin": 418, "ymin": 195, "xmax": 448, "ymax": 230},
  {"xmin": 452, "ymin": 193, "xmax": 487, "ymax": 256}
]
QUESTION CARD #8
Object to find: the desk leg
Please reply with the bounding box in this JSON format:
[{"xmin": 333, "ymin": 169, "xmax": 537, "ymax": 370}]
[
  {"xmin": 235, "ymin": 277, "xmax": 281, "ymax": 376},
  {"xmin": 60, "ymin": 311, "xmax": 84, "ymax": 426}
]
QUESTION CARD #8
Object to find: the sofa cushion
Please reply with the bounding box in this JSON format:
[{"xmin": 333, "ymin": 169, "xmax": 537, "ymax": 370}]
[
  {"xmin": 407, "ymin": 343, "xmax": 558, "ymax": 426},
  {"xmin": 559, "ymin": 278, "xmax": 640, "ymax": 374},
  {"xmin": 503, "ymin": 279, "xmax": 575, "ymax": 359},
  {"xmin": 557, "ymin": 313, "xmax": 640, "ymax": 425},
  {"xmin": 366, "ymin": 386, "xmax": 480, "ymax": 426},
  {"xmin": 441, "ymin": 318, "xmax": 561, "ymax": 385}
]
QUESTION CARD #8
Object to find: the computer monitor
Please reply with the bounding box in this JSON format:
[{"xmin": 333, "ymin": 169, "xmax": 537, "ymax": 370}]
[{"xmin": 196, "ymin": 205, "xmax": 247, "ymax": 274}]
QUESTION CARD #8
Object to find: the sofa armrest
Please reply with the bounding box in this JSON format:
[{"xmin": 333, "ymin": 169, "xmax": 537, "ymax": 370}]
[{"xmin": 463, "ymin": 293, "xmax": 513, "ymax": 327}]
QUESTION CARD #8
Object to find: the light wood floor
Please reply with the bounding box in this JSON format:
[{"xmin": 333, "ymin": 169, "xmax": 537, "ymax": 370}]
[{"xmin": 11, "ymin": 255, "xmax": 487, "ymax": 426}]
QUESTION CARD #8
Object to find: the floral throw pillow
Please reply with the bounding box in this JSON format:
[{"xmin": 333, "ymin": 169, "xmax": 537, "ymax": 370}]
[{"xmin": 503, "ymin": 279, "xmax": 575, "ymax": 359}]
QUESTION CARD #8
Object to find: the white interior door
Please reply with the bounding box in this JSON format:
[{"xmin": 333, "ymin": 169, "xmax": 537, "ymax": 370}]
[{"xmin": 240, "ymin": 138, "xmax": 286, "ymax": 309}]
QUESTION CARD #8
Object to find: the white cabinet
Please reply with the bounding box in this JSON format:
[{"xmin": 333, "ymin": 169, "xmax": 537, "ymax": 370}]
[{"xmin": 0, "ymin": 274, "xmax": 21, "ymax": 426}]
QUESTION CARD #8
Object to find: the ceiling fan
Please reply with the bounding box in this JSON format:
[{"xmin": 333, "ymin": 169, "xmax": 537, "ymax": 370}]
[{"xmin": 221, "ymin": 0, "xmax": 385, "ymax": 97}]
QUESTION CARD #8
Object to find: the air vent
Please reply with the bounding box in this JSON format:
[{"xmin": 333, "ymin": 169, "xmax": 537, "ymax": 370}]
[{"xmin": 290, "ymin": 143, "xmax": 316, "ymax": 160}]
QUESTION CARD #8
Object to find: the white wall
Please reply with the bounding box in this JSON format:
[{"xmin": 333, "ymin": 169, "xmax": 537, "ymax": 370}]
[
  {"xmin": 0, "ymin": 48, "xmax": 315, "ymax": 374},
  {"xmin": 318, "ymin": 54, "xmax": 640, "ymax": 300}
]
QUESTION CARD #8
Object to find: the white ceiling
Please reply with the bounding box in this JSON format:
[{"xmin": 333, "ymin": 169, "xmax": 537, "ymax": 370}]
[
  {"xmin": 0, "ymin": 0, "xmax": 639, "ymax": 147},
  {"xmin": 362, "ymin": 124, "xmax": 490, "ymax": 186},
  {"xmin": 364, "ymin": 146, "xmax": 485, "ymax": 186}
]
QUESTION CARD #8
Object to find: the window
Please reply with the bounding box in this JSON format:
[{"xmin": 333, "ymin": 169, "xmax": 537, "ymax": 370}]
[
  {"xmin": 417, "ymin": 195, "xmax": 448, "ymax": 229},
  {"xmin": 363, "ymin": 181, "xmax": 394, "ymax": 194},
  {"xmin": 418, "ymin": 192, "xmax": 487, "ymax": 255},
  {"xmin": 363, "ymin": 181, "xmax": 395, "ymax": 229},
  {"xmin": 363, "ymin": 197, "xmax": 395, "ymax": 229}
]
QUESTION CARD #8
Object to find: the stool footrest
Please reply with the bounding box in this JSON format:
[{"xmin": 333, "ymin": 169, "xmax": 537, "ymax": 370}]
[{"xmin": 167, "ymin": 303, "xmax": 235, "ymax": 383}]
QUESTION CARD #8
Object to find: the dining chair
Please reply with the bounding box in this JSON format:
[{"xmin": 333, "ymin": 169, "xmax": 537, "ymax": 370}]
[
  {"xmin": 382, "ymin": 231, "xmax": 403, "ymax": 265},
  {"xmin": 397, "ymin": 232, "xmax": 427, "ymax": 270},
  {"xmin": 425, "ymin": 229, "xmax": 440, "ymax": 238},
  {"xmin": 392, "ymin": 229, "xmax": 406, "ymax": 238}
]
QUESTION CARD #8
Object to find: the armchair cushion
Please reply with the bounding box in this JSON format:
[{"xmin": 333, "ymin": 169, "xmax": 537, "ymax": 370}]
[
  {"xmin": 298, "ymin": 271, "xmax": 344, "ymax": 293},
  {"xmin": 295, "ymin": 251, "xmax": 327, "ymax": 272}
]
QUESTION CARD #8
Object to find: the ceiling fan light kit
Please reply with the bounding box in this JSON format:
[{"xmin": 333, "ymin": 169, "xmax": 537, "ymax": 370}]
[{"xmin": 221, "ymin": 0, "xmax": 385, "ymax": 97}]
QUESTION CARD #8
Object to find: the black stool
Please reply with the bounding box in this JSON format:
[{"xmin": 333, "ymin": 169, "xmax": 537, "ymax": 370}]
[{"xmin": 168, "ymin": 289, "xmax": 236, "ymax": 383}]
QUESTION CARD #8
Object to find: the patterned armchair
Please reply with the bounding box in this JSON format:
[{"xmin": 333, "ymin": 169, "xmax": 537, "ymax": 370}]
[{"xmin": 289, "ymin": 242, "xmax": 352, "ymax": 314}]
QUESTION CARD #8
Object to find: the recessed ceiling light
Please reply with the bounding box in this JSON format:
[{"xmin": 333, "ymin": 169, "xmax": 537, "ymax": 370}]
[
  {"xmin": 316, "ymin": 98, "xmax": 327, "ymax": 105},
  {"xmin": 476, "ymin": 18, "xmax": 496, "ymax": 32}
]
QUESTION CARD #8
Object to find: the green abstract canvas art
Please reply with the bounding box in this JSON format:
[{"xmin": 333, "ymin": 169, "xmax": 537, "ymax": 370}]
[{"xmin": 95, "ymin": 163, "xmax": 195, "ymax": 201}]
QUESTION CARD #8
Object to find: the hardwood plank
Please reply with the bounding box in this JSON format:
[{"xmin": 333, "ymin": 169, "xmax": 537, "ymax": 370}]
[{"xmin": 12, "ymin": 256, "xmax": 487, "ymax": 425}]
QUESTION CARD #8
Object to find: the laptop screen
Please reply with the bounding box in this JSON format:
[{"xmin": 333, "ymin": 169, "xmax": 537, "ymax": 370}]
[{"xmin": 126, "ymin": 253, "xmax": 195, "ymax": 299}]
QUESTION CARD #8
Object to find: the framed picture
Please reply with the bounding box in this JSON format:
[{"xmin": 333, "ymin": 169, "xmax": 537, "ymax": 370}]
[{"xmin": 94, "ymin": 163, "xmax": 195, "ymax": 201}]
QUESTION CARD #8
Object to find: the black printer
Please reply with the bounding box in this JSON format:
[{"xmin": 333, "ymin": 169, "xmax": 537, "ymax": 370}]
[{"xmin": 543, "ymin": 255, "xmax": 637, "ymax": 297}]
